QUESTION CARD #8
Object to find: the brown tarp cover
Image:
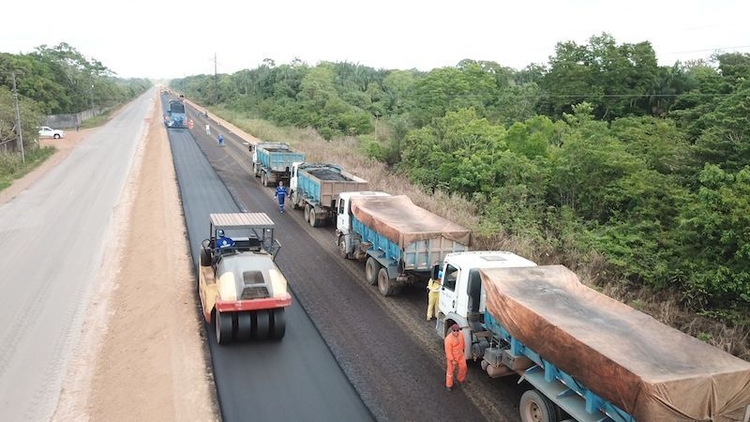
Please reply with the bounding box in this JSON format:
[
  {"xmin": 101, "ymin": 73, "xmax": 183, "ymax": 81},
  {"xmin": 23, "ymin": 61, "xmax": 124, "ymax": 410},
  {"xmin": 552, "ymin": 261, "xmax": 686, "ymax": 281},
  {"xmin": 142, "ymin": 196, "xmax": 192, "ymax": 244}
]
[
  {"xmin": 481, "ymin": 265, "xmax": 750, "ymax": 421},
  {"xmin": 350, "ymin": 195, "xmax": 471, "ymax": 248}
]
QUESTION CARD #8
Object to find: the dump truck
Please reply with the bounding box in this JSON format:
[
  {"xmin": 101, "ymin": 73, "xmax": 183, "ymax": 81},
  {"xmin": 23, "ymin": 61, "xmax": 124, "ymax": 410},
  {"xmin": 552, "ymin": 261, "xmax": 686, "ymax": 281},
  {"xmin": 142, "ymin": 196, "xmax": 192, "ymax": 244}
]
[
  {"xmin": 289, "ymin": 162, "xmax": 368, "ymax": 227},
  {"xmin": 436, "ymin": 251, "xmax": 750, "ymax": 422},
  {"xmin": 163, "ymin": 99, "xmax": 187, "ymax": 129},
  {"xmin": 336, "ymin": 191, "xmax": 471, "ymax": 296},
  {"xmin": 198, "ymin": 213, "xmax": 291, "ymax": 345},
  {"xmin": 251, "ymin": 142, "xmax": 305, "ymax": 187}
]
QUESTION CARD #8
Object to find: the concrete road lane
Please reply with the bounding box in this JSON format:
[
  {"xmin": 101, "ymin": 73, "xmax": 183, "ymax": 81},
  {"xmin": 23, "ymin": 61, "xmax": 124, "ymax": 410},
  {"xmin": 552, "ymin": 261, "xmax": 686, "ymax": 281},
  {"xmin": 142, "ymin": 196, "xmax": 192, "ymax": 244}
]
[{"xmin": 0, "ymin": 92, "xmax": 154, "ymax": 421}]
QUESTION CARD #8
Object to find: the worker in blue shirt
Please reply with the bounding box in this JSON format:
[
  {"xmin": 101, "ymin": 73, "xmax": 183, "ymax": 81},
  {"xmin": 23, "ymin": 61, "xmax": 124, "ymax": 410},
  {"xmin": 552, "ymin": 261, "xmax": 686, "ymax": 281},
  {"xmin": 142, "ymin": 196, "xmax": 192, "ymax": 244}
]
[
  {"xmin": 217, "ymin": 134, "xmax": 224, "ymax": 146},
  {"xmin": 215, "ymin": 229, "xmax": 235, "ymax": 250},
  {"xmin": 274, "ymin": 181, "xmax": 288, "ymax": 213}
]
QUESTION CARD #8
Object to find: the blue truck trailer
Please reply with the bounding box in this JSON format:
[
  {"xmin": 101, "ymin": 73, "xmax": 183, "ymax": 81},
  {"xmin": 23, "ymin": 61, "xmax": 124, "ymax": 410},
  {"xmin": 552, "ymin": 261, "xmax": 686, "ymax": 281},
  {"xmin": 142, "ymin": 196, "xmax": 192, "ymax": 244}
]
[
  {"xmin": 436, "ymin": 252, "xmax": 750, "ymax": 422},
  {"xmin": 336, "ymin": 191, "xmax": 471, "ymax": 296},
  {"xmin": 252, "ymin": 142, "xmax": 305, "ymax": 187},
  {"xmin": 289, "ymin": 162, "xmax": 368, "ymax": 227}
]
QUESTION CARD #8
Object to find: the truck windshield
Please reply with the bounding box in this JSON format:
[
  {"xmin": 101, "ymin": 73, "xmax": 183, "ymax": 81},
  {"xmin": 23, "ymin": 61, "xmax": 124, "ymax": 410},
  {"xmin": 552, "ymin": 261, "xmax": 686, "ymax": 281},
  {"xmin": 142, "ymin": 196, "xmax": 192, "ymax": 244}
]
[{"xmin": 169, "ymin": 102, "xmax": 185, "ymax": 114}]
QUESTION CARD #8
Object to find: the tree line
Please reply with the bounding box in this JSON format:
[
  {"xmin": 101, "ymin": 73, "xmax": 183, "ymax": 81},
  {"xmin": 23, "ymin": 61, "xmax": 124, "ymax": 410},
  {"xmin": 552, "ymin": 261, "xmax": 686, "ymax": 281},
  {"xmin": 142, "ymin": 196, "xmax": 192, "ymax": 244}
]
[
  {"xmin": 172, "ymin": 33, "xmax": 750, "ymax": 323},
  {"xmin": 0, "ymin": 42, "xmax": 151, "ymax": 148}
]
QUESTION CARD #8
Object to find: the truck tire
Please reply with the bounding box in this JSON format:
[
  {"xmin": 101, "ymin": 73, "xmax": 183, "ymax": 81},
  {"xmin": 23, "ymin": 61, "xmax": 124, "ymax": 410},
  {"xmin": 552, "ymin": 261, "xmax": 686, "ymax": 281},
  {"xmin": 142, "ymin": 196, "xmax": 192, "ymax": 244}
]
[
  {"xmin": 270, "ymin": 308, "xmax": 286, "ymax": 340},
  {"xmin": 309, "ymin": 207, "xmax": 320, "ymax": 227},
  {"xmin": 215, "ymin": 311, "xmax": 233, "ymax": 345},
  {"xmin": 304, "ymin": 204, "xmax": 312, "ymax": 224},
  {"xmin": 260, "ymin": 172, "xmax": 267, "ymax": 187},
  {"xmin": 253, "ymin": 164, "xmax": 260, "ymax": 178},
  {"xmin": 377, "ymin": 267, "xmax": 399, "ymax": 296},
  {"xmin": 338, "ymin": 237, "xmax": 351, "ymax": 259},
  {"xmin": 365, "ymin": 257, "xmax": 380, "ymax": 285},
  {"xmin": 519, "ymin": 389, "xmax": 559, "ymax": 422}
]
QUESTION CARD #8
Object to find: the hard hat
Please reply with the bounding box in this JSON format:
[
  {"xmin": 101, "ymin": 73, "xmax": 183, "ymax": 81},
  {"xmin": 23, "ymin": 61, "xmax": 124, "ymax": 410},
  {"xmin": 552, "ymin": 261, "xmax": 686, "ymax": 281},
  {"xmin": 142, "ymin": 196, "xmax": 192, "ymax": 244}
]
[
  {"xmin": 451, "ymin": 324, "xmax": 460, "ymax": 332},
  {"xmin": 438, "ymin": 270, "xmax": 443, "ymax": 278},
  {"xmin": 217, "ymin": 229, "xmax": 224, "ymax": 237}
]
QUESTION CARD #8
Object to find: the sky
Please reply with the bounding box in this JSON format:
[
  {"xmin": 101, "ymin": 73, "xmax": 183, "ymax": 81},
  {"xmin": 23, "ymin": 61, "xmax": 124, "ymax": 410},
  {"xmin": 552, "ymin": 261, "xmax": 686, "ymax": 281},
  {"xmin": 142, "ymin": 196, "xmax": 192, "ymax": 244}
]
[{"xmin": 3, "ymin": 0, "xmax": 749, "ymax": 80}]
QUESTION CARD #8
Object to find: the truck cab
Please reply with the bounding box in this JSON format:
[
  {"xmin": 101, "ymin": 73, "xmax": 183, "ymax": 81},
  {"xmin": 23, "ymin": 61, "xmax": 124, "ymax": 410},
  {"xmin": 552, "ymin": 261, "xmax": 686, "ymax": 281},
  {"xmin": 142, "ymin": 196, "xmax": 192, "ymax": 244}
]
[
  {"xmin": 289, "ymin": 161, "xmax": 303, "ymax": 200},
  {"xmin": 436, "ymin": 251, "xmax": 536, "ymax": 358},
  {"xmin": 336, "ymin": 191, "xmax": 391, "ymax": 240}
]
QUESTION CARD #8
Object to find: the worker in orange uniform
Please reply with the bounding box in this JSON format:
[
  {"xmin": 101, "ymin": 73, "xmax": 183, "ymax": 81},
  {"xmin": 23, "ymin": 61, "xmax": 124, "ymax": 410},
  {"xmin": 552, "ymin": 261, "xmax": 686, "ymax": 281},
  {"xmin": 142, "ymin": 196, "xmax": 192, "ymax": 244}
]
[
  {"xmin": 426, "ymin": 270, "xmax": 442, "ymax": 320},
  {"xmin": 444, "ymin": 323, "xmax": 466, "ymax": 391}
]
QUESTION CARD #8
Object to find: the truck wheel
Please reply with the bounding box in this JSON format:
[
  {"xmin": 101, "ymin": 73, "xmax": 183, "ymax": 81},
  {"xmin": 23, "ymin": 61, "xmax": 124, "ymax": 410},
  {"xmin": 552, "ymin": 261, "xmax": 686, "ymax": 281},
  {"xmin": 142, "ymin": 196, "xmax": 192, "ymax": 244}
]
[
  {"xmin": 253, "ymin": 310, "xmax": 271, "ymax": 340},
  {"xmin": 519, "ymin": 389, "xmax": 558, "ymax": 422},
  {"xmin": 377, "ymin": 267, "xmax": 398, "ymax": 296},
  {"xmin": 365, "ymin": 257, "xmax": 380, "ymax": 285},
  {"xmin": 236, "ymin": 312, "xmax": 253, "ymax": 341},
  {"xmin": 338, "ymin": 237, "xmax": 351, "ymax": 259},
  {"xmin": 291, "ymin": 194, "xmax": 299, "ymax": 210},
  {"xmin": 270, "ymin": 308, "xmax": 286, "ymax": 340},
  {"xmin": 254, "ymin": 164, "xmax": 260, "ymax": 178},
  {"xmin": 304, "ymin": 204, "xmax": 311, "ymax": 224},
  {"xmin": 260, "ymin": 173, "xmax": 267, "ymax": 186},
  {"xmin": 215, "ymin": 311, "xmax": 233, "ymax": 345},
  {"xmin": 200, "ymin": 248, "xmax": 212, "ymax": 267},
  {"xmin": 309, "ymin": 208, "xmax": 319, "ymax": 227}
]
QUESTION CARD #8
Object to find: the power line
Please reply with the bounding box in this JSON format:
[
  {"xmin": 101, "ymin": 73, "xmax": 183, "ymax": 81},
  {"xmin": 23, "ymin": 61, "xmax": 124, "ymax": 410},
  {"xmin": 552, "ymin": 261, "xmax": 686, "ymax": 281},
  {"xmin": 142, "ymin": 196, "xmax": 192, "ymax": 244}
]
[{"xmin": 660, "ymin": 45, "xmax": 750, "ymax": 56}]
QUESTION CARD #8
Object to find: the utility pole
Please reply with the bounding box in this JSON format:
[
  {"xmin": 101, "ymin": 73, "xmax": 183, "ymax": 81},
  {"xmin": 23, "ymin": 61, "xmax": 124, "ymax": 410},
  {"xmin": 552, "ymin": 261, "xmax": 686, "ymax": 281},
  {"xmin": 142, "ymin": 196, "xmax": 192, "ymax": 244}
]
[
  {"xmin": 11, "ymin": 70, "xmax": 25, "ymax": 164},
  {"xmin": 213, "ymin": 53, "xmax": 219, "ymax": 103}
]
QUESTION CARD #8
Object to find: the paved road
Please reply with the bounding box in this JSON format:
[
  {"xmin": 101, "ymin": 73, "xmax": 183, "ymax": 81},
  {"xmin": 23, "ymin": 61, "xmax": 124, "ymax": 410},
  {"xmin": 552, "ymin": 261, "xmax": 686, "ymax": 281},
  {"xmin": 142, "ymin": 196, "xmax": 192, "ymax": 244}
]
[
  {"xmin": 0, "ymin": 92, "xmax": 152, "ymax": 421},
  {"xmin": 179, "ymin": 101, "xmax": 525, "ymax": 421},
  {"xmin": 163, "ymin": 93, "xmax": 372, "ymax": 422}
]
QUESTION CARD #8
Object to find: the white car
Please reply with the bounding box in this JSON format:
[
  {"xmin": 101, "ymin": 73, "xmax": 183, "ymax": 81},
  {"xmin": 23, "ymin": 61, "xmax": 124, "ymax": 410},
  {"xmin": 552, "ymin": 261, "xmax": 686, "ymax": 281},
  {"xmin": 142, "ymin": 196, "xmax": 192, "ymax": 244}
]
[{"xmin": 38, "ymin": 126, "xmax": 65, "ymax": 139}]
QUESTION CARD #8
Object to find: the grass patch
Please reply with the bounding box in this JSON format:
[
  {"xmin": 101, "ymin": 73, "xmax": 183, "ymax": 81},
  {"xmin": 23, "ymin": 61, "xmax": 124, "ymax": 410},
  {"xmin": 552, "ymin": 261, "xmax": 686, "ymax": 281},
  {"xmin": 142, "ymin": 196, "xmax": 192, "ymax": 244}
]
[
  {"xmin": 211, "ymin": 107, "xmax": 304, "ymax": 143},
  {"xmin": 0, "ymin": 146, "xmax": 56, "ymax": 192},
  {"xmin": 81, "ymin": 109, "xmax": 114, "ymax": 129}
]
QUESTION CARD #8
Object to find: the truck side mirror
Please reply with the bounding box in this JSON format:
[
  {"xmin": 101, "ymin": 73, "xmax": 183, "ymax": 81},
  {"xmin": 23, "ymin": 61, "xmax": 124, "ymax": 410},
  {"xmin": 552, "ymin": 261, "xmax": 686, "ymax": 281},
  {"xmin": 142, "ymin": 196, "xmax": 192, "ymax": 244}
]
[{"xmin": 432, "ymin": 263, "xmax": 441, "ymax": 278}]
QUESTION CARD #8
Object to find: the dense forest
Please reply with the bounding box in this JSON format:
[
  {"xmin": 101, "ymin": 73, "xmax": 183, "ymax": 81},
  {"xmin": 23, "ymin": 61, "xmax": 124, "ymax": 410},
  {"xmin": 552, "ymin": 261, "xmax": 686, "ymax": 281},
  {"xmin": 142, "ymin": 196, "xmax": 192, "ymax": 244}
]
[
  {"xmin": 0, "ymin": 43, "xmax": 151, "ymax": 148},
  {"xmin": 171, "ymin": 33, "xmax": 750, "ymax": 327}
]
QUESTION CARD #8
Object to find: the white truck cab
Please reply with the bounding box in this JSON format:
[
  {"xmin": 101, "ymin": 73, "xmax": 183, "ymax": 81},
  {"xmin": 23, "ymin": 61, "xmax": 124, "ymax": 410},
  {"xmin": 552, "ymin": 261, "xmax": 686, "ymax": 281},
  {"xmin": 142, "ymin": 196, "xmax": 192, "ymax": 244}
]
[
  {"xmin": 289, "ymin": 161, "xmax": 304, "ymax": 198},
  {"xmin": 335, "ymin": 191, "xmax": 391, "ymax": 236},
  {"xmin": 437, "ymin": 251, "xmax": 536, "ymax": 359}
]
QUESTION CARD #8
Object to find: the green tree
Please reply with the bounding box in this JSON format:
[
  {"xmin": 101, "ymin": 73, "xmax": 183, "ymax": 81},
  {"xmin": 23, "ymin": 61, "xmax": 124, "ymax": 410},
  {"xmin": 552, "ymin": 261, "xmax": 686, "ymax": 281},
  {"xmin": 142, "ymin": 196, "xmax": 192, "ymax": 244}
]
[
  {"xmin": 402, "ymin": 108, "xmax": 506, "ymax": 195},
  {"xmin": 382, "ymin": 69, "xmax": 417, "ymax": 116},
  {"xmin": 538, "ymin": 33, "xmax": 659, "ymax": 120},
  {"xmin": 548, "ymin": 103, "xmax": 641, "ymax": 222},
  {"xmin": 674, "ymin": 165, "xmax": 750, "ymax": 308},
  {"xmin": 692, "ymin": 79, "xmax": 750, "ymax": 173}
]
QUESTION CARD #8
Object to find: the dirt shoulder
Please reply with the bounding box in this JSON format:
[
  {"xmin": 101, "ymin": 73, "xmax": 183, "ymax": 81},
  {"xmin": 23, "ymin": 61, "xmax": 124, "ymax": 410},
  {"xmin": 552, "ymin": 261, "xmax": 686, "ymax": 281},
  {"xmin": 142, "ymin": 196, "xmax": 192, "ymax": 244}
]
[{"xmin": 18, "ymin": 103, "xmax": 220, "ymax": 420}]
